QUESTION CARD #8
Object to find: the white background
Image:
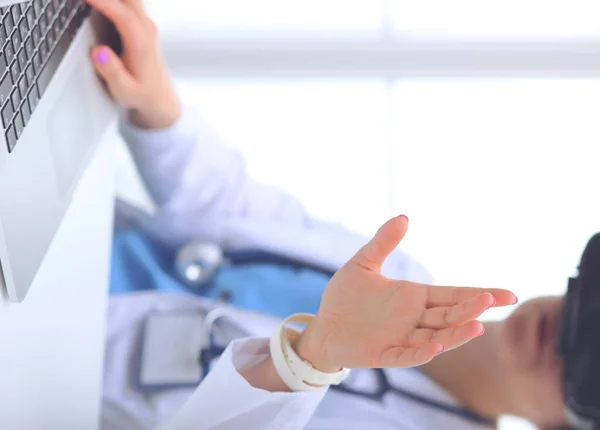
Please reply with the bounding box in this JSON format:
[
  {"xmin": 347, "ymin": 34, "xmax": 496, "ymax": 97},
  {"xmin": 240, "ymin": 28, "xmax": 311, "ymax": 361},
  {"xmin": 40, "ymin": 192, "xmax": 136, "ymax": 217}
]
[{"xmin": 114, "ymin": 3, "xmax": 600, "ymax": 428}]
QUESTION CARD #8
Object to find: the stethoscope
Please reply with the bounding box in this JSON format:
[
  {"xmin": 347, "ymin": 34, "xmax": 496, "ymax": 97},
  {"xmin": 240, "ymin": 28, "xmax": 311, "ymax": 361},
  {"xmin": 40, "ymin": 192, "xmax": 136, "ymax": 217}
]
[
  {"xmin": 174, "ymin": 241, "xmax": 336, "ymax": 290},
  {"xmin": 196, "ymin": 309, "xmax": 496, "ymax": 428},
  {"xmin": 174, "ymin": 242, "xmax": 225, "ymax": 287}
]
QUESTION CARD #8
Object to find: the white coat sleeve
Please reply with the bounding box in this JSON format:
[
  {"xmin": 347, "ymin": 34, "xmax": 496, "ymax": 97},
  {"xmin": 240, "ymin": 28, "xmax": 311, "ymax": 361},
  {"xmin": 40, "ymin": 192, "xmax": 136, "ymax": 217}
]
[
  {"xmin": 157, "ymin": 338, "xmax": 327, "ymax": 430},
  {"xmin": 120, "ymin": 106, "xmax": 310, "ymax": 230},
  {"xmin": 119, "ymin": 105, "xmax": 434, "ymax": 283}
]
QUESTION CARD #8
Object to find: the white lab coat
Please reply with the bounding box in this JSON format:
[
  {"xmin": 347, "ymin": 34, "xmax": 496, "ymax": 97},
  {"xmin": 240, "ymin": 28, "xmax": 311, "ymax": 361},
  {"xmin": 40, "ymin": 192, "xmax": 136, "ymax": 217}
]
[{"xmin": 103, "ymin": 108, "xmax": 494, "ymax": 430}]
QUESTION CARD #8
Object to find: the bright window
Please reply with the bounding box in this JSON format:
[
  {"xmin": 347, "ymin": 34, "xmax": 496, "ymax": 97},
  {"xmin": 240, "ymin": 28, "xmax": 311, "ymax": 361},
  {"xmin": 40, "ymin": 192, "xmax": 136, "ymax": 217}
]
[
  {"xmin": 174, "ymin": 79, "xmax": 391, "ymax": 238},
  {"xmin": 146, "ymin": 0, "xmax": 383, "ymax": 36},
  {"xmin": 168, "ymin": 77, "xmax": 600, "ymax": 321},
  {"xmin": 392, "ymin": 0, "xmax": 600, "ymax": 38},
  {"xmin": 391, "ymin": 79, "xmax": 600, "ymax": 321}
]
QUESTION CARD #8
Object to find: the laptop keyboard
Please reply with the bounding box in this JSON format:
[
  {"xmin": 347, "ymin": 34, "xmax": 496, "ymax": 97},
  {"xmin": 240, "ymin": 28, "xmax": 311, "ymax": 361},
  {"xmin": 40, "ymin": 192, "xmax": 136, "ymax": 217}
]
[{"xmin": 0, "ymin": 0, "xmax": 90, "ymax": 153}]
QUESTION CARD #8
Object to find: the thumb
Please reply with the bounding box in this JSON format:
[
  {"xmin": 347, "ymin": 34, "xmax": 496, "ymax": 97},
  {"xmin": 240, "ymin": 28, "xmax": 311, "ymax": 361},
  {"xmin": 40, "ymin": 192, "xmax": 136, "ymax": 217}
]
[
  {"xmin": 352, "ymin": 215, "xmax": 409, "ymax": 272},
  {"xmin": 91, "ymin": 46, "xmax": 138, "ymax": 107}
]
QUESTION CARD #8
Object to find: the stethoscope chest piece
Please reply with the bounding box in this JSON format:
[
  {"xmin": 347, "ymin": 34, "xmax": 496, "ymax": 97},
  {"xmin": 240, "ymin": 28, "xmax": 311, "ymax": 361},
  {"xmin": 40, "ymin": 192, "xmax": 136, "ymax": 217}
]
[{"xmin": 174, "ymin": 242, "xmax": 225, "ymax": 288}]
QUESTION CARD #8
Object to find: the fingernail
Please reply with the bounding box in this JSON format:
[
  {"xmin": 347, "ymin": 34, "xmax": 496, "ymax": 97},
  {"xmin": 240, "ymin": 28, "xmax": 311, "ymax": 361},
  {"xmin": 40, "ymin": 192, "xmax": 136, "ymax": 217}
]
[
  {"xmin": 487, "ymin": 296, "xmax": 497, "ymax": 310},
  {"xmin": 512, "ymin": 295, "xmax": 519, "ymax": 305},
  {"xmin": 94, "ymin": 48, "xmax": 109, "ymax": 65},
  {"xmin": 397, "ymin": 215, "xmax": 409, "ymax": 222},
  {"xmin": 436, "ymin": 346, "xmax": 445, "ymax": 356}
]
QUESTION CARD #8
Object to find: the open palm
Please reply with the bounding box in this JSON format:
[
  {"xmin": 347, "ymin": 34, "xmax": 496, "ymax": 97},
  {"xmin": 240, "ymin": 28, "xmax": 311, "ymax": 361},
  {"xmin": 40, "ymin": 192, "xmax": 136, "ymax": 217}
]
[{"xmin": 299, "ymin": 216, "xmax": 517, "ymax": 372}]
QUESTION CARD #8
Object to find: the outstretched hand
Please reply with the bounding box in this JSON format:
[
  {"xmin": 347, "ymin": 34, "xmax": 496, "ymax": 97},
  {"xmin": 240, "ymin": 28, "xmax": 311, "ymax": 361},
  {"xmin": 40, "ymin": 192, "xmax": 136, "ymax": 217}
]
[{"xmin": 296, "ymin": 215, "xmax": 518, "ymax": 372}]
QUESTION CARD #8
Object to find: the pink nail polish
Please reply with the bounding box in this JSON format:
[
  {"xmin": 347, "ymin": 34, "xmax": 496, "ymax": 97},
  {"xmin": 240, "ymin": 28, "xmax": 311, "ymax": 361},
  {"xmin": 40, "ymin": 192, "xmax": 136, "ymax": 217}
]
[
  {"xmin": 477, "ymin": 325, "xmax": 486, "ymax": 336},
  {"xmin": 436, "ymin": 346, "xmax": 445, "ymax": 356},
  {"xmin": 512, "ymin": 296, "xmax": 519, "ymax": 305},
  {"xmin": 487, "ymin": 296, "xmax": 497, "ymax": 310},
  {"xmin": 397, "ymin": 214, "xmax": 409, "ymax": 222},
  {"xmin": 95, "ymin": 48, "xmax": 109, "ymax": 65}
]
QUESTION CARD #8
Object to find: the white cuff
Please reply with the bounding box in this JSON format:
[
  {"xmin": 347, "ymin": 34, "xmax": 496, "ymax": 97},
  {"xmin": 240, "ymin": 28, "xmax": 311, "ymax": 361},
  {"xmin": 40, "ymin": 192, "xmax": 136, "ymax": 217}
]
[
  {"xmin": 157, "ymin": 337, "xmax": 327, "ymax": 430},
  {"xmin": 119, "ymin": 106, "xmax": 195, "ymax": 158},
  {"xmin": 270, "ymin": 314, "xmax": 350, "ymax": 392}
]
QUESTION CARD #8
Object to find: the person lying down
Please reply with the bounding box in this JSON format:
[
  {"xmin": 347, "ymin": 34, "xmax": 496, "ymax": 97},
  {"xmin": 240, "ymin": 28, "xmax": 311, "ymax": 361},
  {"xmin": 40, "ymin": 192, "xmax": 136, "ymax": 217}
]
[{"xmin": 84, "ymin": 0, "xmax": 581, "ymax": 428}]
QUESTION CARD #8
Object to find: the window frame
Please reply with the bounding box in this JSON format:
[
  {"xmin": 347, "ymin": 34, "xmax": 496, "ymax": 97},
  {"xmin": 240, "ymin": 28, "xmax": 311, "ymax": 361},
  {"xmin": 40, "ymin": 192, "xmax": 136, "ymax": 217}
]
[{"xmin": 157, "ymin": 0, "xmax": 600, "ymax": 79}]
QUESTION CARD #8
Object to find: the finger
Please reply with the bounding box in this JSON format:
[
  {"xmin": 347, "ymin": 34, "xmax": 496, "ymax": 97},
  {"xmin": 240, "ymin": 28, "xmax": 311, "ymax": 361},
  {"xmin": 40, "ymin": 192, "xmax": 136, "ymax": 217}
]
[
  {"xmin": 85, "ymin": 0, "xmax": 139, "ymax": 37},
  {"xmin": 408, "ymin": 321, "xmax": 485, "ymax": 351},
  {"xmin": 380, "ymin": 342, "xmax": 444, "ymax": 368},
  {"xmin": 121, "ymin": 0, "xmax": 146, "ymax": 15},
  {"xmin": 425, "ymin": 285, "xmax": 518, "ymax": 308},
  {"xmin": 352, "ymin": 215, "xmax": 409, "ymax": 272},
  {"xmin": 91, "ymin": 46, "xmax": 138, "ymax": 106},
  {"xmin": 419, "ymin": 293, "xmax": 495, "ymax": 329}
]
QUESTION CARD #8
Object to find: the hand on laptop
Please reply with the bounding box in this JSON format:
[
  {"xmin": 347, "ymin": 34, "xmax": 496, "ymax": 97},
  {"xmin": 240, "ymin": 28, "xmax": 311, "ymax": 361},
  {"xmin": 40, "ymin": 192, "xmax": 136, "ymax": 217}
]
[{"xmin": 85, "ymin": 0, "xmax": 181, "ymax": 130}]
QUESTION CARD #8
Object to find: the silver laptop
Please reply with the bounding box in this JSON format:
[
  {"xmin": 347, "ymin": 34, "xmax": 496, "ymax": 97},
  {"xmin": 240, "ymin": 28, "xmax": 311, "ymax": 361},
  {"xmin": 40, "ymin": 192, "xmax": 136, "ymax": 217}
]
[{"xmin": 0, "ymin": 0, "xmax": 117, "ymax": 302}]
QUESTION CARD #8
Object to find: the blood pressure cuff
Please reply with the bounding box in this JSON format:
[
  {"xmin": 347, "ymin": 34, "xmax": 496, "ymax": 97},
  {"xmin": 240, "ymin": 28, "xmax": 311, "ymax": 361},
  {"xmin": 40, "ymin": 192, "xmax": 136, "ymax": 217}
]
[{"xmin": 558, "ymin": 233, "xmax": 600, "ymax": 429}]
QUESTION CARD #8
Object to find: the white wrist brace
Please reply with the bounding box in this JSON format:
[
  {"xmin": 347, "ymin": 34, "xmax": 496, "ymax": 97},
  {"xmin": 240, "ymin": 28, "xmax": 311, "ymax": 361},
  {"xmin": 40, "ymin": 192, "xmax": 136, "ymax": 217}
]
[{"xmin": 269, "ymin": 313, "xmax": 350, "ymax": 392}]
